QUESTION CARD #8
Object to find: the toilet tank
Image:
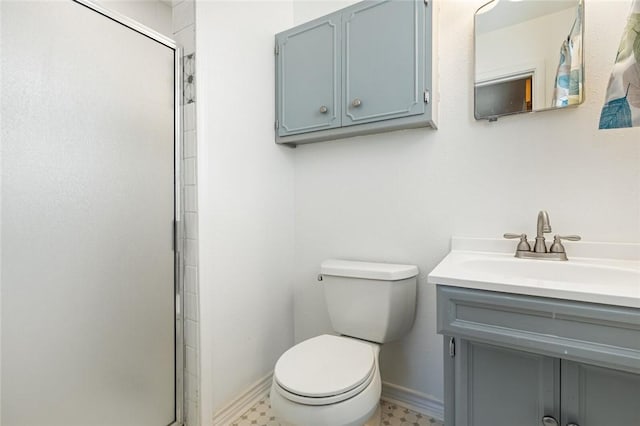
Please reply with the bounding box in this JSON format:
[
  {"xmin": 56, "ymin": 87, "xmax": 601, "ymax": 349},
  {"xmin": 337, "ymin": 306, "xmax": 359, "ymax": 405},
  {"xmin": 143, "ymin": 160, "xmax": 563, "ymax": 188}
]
[{"xmin": 320, "ymin": 259, "xmax": 418, "ymax": 343}]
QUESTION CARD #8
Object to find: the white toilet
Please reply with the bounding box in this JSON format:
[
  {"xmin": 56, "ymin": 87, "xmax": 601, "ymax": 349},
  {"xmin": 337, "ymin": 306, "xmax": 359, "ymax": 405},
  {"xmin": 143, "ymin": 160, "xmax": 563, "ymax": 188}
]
[{"xmin": 271, "ymin": 259, "xmax": 418, "ymax": 426}]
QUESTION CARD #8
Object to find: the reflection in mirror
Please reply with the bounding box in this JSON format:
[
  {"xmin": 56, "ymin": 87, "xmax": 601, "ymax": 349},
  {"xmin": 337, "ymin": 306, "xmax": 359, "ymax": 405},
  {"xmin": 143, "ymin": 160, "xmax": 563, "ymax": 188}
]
[{"xmin": 474, "ymin": 0, "xmax": 584, "ymax": 121}]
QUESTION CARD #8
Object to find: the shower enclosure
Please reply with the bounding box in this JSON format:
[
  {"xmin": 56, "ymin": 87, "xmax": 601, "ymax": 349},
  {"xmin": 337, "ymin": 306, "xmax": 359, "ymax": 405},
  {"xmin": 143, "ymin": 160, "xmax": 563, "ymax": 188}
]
[{"xmin": 1, "ymin": 1, "xmax": 183, "ymax": 425}]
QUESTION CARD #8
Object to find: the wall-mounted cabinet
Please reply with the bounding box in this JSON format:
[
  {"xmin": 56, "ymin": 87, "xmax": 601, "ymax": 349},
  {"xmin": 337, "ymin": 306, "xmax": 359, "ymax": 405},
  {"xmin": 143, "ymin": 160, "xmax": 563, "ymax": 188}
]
[
  {"xmin": 437, "ymin": 286, "xmax": 640, "ymax": 426},
  {"xmin": 275, "ymin": 0, "xmax": 438, "ymax": 146}
]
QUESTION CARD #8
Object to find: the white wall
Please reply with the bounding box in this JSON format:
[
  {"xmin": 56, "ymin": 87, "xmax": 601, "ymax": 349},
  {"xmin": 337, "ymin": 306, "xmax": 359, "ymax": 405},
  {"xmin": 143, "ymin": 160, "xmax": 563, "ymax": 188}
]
[
  {"xmin": 195, "ymin": 1, "xmax": 295, "ymax": 422},
  {"xmin": 96, "ymin": 0, "xmax": 172, "ymax": 37},
  {"xmin": 293, "ymin": 0, "xmax": 640, "ymax": 407}
]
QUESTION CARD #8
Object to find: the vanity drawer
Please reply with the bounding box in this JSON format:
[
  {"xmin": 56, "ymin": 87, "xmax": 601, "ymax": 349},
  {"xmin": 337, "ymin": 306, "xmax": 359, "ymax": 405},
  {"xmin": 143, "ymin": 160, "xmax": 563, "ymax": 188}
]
[{"xmin": 437, "ymin": 285, "xmax": 640, "ymax": 374}]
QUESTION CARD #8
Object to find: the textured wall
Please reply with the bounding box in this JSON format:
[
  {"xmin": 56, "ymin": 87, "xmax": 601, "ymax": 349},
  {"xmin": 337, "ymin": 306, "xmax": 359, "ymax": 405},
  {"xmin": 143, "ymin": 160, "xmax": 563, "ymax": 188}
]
[{"xmin": 195, "ymin": 1, "xmax": 295, "ymax": 423}]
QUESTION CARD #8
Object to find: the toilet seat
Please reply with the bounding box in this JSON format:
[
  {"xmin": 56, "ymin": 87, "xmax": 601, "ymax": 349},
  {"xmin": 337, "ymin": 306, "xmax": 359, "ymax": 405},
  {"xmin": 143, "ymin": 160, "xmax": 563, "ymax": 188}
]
[
  {"xmin": 274, "ymin": 335, "xmax": 376, "ymax": 406},
  {"xmin": 274, "ymin": 365, "xmax": 375, "ymax": 406}
]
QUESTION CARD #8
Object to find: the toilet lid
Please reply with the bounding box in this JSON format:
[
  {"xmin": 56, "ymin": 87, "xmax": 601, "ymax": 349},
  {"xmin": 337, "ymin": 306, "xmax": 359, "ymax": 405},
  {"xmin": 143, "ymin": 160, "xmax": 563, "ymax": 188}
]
[{"xmin": 274, "ymin": 335, "xmax": 376, "ymax": 398}]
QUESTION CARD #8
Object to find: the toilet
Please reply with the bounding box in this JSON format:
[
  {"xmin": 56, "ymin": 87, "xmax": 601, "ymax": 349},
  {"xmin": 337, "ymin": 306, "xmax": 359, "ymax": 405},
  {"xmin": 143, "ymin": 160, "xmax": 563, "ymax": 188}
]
[{"xmin": 271, "ymin": 259, "xmax": 418, "ymax": 426}]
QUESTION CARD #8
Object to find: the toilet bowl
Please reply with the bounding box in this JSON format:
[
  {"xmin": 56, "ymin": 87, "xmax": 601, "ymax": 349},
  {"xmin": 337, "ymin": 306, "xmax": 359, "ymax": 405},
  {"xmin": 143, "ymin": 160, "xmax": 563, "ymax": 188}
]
[
  {"xmin": 270, "ymin": 334, "xmax": 381, "ymax": 426},
  {"xmin": 270, "ymin": 259, "xmax": 418, "ymax": 426}
]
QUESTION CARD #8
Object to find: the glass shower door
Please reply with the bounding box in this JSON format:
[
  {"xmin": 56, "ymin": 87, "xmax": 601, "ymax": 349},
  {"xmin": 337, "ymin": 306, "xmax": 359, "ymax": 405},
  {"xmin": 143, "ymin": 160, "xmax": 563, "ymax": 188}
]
[{"xmin": 1, "ymin": 1, "xmax": 178, "ymax": 425}]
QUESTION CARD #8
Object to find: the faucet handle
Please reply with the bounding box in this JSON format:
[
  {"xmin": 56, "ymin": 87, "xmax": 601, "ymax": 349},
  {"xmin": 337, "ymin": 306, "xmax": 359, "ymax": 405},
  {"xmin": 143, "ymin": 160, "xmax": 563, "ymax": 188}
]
[
  {"xmin": 556, "ymin": 235, "xmax": 581, "ymax": 241},
  {"xmin": 504, "ymin": 233, "xmax": 525, "ymax": 239},
  {"xmin": 503, "ymin": 233, "xmax": 532, "ymax": 252},
  {"xmin": 549, "ymin": 234, "xmax": 581, "ymax": 253}
]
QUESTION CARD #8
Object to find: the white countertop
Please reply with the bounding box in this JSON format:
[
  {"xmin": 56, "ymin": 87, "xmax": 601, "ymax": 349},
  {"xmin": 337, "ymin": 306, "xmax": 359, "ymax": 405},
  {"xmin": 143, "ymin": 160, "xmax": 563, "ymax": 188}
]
[{"xmin": 427, "ymin": 238, "xmax": 640, "ymax": 308}]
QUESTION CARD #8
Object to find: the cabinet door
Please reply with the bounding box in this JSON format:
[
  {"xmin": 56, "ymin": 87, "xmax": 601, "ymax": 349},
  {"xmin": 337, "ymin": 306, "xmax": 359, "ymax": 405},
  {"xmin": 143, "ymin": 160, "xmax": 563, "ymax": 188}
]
[
  {"xmin": 562, "ymin": 360, "xmax": 640, "ymax": 425},
  {"xmin": 455, "ymin": 340, "xmax": 560, "ymax": 426},
  {"xmin": 342, "ymin": 0, "xmax": 426, "ymax": 127},
  {"xmin": 276, "ymin": 16, "xmax": 341, "ymax": 137}
]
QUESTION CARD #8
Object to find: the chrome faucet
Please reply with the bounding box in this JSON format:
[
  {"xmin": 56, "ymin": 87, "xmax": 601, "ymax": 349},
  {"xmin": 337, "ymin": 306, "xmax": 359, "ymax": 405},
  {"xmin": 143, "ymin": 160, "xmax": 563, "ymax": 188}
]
[
  {"xmin": 534, "ymin": 210, "xmax": 552, "ymax": 253},
  {"xmin": 504, "ymin": 210, "xmax": 581, "ymax": 261}
]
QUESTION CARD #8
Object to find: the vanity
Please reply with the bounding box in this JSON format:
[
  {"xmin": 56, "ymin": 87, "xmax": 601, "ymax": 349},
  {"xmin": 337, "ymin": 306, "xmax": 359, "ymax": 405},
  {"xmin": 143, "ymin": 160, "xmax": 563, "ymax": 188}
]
[{"xmin": 428, "ymin": 234, "xmax": 640, "ymax": 426}]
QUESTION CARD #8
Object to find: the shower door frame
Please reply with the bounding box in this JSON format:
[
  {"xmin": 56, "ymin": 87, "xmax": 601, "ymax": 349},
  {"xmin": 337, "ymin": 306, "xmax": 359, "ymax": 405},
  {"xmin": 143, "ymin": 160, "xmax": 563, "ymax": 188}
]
[{"xmin": 71, "ymin": 1, "xmax": 185, "ymax": 424}]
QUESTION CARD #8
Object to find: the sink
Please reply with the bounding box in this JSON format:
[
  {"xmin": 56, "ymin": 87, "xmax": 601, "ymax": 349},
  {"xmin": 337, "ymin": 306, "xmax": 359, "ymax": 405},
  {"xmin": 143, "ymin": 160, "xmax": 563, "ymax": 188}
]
[
  {"xmin": 427, "ymin": 238, "xmax": 640, "ymax": 308},
  {"xmin": 460, "ymin": 256, "xmax": 640, "ymax": 287}
]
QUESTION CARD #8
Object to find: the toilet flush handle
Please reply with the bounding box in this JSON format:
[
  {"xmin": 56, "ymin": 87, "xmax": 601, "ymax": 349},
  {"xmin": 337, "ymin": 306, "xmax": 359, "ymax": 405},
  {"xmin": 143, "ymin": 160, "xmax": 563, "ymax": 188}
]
[{"xmin": 317, "ymin": 274, "xmax": 323, "ymax": 282}]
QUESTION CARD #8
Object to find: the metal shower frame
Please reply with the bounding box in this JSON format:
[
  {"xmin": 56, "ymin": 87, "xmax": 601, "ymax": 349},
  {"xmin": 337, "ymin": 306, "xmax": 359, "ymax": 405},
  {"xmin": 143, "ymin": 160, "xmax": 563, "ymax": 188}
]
[{"xmin": 71, "ymin": 1, "xmax": 185, "ymax": 424}]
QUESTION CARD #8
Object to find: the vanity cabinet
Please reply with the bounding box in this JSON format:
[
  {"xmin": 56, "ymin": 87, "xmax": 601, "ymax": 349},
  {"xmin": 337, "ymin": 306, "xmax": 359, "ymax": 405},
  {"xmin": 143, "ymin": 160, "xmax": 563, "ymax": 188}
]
[
  {"xmin": 453, "ymin": 340, "xmax": 560, "ymax": 425},
  {"xmin": 437, "ymin": 286, "xmax": 640, "ymax": 426},
  {"xmin": 560, "ymin": 360, "xmax": 640, "ymax": 425},
  {"xmin": 275, "ymin": 0, "xmax": 437, "ymax": 145}
]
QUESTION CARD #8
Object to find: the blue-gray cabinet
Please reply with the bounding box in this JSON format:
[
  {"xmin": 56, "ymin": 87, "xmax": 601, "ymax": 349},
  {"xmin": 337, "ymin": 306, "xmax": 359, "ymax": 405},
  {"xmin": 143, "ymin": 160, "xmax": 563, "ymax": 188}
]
[
  {"xmin": 453, "ymin": 341, "xmax": 560, "ymax": 426},
  {"xmin": 561, "ymin": 360, "xmax": 640, "ymax": 425},
  {"xmin": 275, "ymin": 0, "xmax": 437, "ymax": 146},
  {"xmin": 275, "ymin": 16, "xmax": 341, "ymax": 137},
  {"xmin": 342, "ymin": 0, "xmax": 426, "ymax": 127},
  {"xmin": 437, "ymin": 286, "xmax": 640, "ymax": 426}
]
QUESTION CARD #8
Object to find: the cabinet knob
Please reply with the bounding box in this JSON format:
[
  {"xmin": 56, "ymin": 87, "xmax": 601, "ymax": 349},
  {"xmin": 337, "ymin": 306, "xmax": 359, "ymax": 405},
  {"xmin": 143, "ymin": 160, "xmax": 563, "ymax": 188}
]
[
  {"xmin": 566, "ymin": 424, "xmax": 580, "ymax": 426},
  {"xmin": 351, "ymin": 98, "xmax": 362, "ymax": 108},
  {"xmin": 319, "ymin": 105, "xmax": 328, "ymax": 114},
  {"xmin": 542, "ymin": 416, "xmax": 559, "ymax": 426}
]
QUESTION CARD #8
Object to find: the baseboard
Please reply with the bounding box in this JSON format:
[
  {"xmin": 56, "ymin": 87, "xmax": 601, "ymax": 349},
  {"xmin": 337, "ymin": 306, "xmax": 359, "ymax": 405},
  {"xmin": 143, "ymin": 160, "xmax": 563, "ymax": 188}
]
[
  {"xmin": 212, "ymin": 372, "xmax": 273, "ymax": 426},
  {"xmin": 381, "ymin": 381, "xmax": 444, "ymax": 421},
  {"xmin": 210, "ymin": 374, "xmax": 443, "ymax": 425}
]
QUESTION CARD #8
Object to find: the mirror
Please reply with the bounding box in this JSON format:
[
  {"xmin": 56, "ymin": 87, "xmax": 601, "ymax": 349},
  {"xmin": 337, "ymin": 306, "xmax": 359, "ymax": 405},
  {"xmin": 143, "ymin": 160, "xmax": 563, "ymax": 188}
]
[{"xmin": 474, "ymin": 0, "xmax": 584, "ymax": 121}]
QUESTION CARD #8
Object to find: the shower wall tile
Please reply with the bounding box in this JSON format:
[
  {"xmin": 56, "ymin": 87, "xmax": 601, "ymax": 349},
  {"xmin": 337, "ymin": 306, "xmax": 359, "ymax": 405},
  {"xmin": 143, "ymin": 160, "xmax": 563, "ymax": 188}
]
[
  {"xmin": 186, "ymin": 319, "xmax": 198, "ymax": 347},
  {"xmin": 185, "ymin": 293, "xmax": 198, "ymax": 322},
  {"xmin": 186, "ymin": 372, "xmax": 199, "ymax": 401},
  {"xmin": 184, "ymin": 103, "xmax": 196, "ymax": 130},
  {"xmin": 187, "ymin": 400, "xmax": 199, "ymax": 426},
  {"xmin": 184, "ymin": 185, "xmax": 197, "ymax": 212},
  {"xmin": 172, "ymin": 0, "xmax": 194, "ymax": 33},
  {"xmin": 184, "ymin": 130, "xmax": 196, "ymax": 158},
  {"xmin": 183, "ymin": 54, "xmax": 196, "ymax": 104},
  {"xmin": 185, "ymin": 212, "xmax": 198, "ymax": 239},
  {"xmin": 173, "ymin": 0, "xmax": 198, "ymax": 424},
  {"xmin": 184, "ymin": 238, "xmax": 198, "ymax": 267},
  {"xmin": 184, "ymin": 158, "xmax": 197, "ymax": 185},
  {"xmin": 186, "ymin": 345, "xmax": 198, "ymax": 375},
  {"xmin": 185, "ymin": 265, "xmax": 198, "ymax": 294}
]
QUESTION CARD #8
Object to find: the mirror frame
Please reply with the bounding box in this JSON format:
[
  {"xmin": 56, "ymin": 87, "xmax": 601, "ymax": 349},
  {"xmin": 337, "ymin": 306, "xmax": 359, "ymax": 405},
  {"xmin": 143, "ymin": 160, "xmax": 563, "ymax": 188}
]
[{"xmin": 473, "ymin": 0, "xmax": 585, "ymax": 121}]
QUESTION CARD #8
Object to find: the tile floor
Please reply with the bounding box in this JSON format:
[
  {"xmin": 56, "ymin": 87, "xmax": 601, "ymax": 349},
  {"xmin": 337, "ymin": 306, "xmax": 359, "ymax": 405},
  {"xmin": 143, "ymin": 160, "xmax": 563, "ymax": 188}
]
[{"xmin": 231, "ymin": 395, "xmax": 444, "ymax": 426}]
